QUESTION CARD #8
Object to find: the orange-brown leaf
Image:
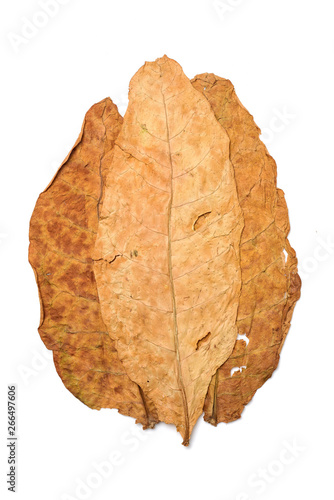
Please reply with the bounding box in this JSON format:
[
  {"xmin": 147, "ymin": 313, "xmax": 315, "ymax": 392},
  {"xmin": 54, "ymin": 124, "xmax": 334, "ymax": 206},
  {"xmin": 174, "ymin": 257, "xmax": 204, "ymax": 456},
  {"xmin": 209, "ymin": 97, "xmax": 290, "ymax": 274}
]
[
  {"xmin": 191, "ymin": 74, "xmax": 301, "ymax": 424},
  {"xmin": 28, "ymin": 57, "xmax": 301, "ymax": 445},
  {"xmin": 28, "ymin": 98, "xmax": 158, "ymax": 427}
]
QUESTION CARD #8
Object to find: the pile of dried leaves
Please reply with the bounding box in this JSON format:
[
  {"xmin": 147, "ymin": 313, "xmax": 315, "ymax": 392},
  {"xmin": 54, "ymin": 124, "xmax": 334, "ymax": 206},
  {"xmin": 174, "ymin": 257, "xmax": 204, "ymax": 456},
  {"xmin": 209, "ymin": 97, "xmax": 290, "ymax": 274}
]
[{"xmin": 29, "ymin": 56, "xmax": 301, "ymax": 445}]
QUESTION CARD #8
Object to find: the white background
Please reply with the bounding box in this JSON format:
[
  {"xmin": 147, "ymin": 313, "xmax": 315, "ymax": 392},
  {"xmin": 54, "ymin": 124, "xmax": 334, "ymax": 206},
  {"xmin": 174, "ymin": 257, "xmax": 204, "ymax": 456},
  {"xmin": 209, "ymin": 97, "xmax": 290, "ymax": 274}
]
[{"xmin": 1, "ymin": 1, "xmax": 333, "ymax": 499}]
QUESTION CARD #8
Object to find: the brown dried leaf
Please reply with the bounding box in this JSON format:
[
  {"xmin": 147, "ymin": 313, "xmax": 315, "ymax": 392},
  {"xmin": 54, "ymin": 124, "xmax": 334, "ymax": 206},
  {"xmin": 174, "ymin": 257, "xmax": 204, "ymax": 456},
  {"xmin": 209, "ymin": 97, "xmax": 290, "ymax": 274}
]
[
  {"xmin": 93, "ymin": 56, "xmax": 244, "ymax": 444},
  {"xmin": 28, "ymin": 98, "xmax": 158, "ymax": 427},
  {"xmin": 191, "ymin": 74, "xmax": 301, "ymax": 424},
  {"xmin": 28, "ymin": 56, "xmax": 301, "ymax": 445}
]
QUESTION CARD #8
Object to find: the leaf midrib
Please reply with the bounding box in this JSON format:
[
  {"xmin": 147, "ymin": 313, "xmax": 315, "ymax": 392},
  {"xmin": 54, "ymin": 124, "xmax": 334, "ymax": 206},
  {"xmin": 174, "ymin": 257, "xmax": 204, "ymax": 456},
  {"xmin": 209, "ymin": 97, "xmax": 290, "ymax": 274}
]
[{"xmin": 161, "ymin": 80, "xmax": 190, "ymax": 445}]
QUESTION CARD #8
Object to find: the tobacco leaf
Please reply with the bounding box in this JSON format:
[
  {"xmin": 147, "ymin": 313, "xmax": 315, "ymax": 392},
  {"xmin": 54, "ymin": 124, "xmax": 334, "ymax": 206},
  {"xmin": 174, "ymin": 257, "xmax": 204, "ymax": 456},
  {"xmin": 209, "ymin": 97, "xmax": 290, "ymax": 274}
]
[
  {"xmin": 191, "ymin": 74, "xmax": 301, "ymax": 424},
  {"xmin": 93, "ymin": 56, "xmax": 244, "ymax": 444},
  {"xmin": 29, "ymin": 56, "xmax": 301, "ymax": 445},
  {"xmin": 28, "ymin": 98, "xmax": 158, "ymax": 427}
]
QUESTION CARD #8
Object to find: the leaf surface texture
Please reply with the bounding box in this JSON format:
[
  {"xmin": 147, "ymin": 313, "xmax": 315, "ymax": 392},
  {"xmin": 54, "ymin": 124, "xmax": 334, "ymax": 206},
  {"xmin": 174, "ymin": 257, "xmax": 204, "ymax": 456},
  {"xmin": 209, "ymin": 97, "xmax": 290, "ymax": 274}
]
[{"xmin": 29, "ymin": 56, "xmax": 301, "ymax": 444}]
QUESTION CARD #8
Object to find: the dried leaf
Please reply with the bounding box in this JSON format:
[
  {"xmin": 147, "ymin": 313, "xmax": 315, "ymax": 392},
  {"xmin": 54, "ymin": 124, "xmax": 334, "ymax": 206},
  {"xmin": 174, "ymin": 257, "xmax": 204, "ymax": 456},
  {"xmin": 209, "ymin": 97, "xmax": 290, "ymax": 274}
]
[
  {"xmin": 29, "ymin": 56, "xmax": 301, "ymax": 445},
  {"xmin": 93, "ymin": 56, "xmax": 244, "ymax": 444},
  {"xmin": 191, "ymin": 74, "xmax": 301, "ymax": 424},
  {"xmin": 28, "ymin": 98, "xmax": 158, "ymax": 427}
]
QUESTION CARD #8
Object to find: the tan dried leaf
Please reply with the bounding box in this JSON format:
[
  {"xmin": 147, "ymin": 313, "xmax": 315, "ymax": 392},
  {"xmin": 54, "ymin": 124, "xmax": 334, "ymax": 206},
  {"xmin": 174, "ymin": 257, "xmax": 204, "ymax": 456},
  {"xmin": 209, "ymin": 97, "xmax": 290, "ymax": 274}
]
[
  {"xmin": 93, "ymin": 56, "xmax": 244, "ymax": 444},
  {"xmin": 191, "ymin": 74, "xmax": 301, "ymax": 424}
]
